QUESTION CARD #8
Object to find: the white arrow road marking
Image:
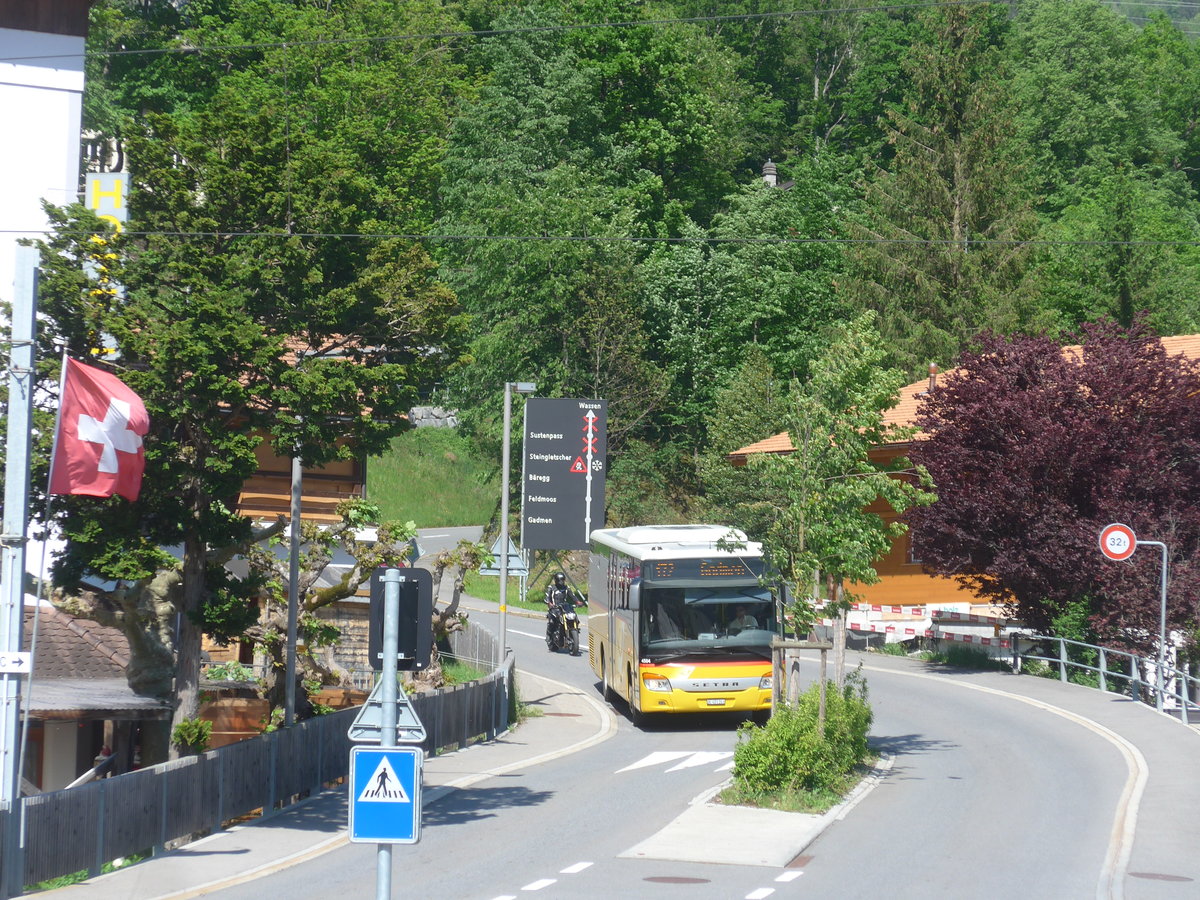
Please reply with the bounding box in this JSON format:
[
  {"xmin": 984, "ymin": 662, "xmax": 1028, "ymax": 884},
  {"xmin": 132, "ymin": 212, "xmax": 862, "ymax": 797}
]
[
  {"xmin": 616, "ymin": 750, "xmax": 734, "ymax": 773},
  {"xmin": 665, "ymin": 751, "xmax": 734, "ymax": 771},
  {"xmin": 616, "ymin": 751, "xmax": 693, "ymax": 773}
]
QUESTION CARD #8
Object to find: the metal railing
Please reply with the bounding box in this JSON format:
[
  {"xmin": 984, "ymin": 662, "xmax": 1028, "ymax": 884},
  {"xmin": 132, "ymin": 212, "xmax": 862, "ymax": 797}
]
[
  {"xmin": 0, "ymin": 623, "xmax": 511, "ymax": 894},
  {"xmin": 1011, "ymin": 633, "xmax": 1200, "ymax": 724}
]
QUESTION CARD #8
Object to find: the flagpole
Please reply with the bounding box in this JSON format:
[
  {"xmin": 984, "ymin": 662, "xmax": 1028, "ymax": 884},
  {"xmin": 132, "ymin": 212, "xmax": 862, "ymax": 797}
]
[
  {"xmin": 45, "ymin": 351, "xmax": 69, "ymax": 491},
  {"xmin": 14, "ymin": 350, "xmax": 71, "ymax": 812}
]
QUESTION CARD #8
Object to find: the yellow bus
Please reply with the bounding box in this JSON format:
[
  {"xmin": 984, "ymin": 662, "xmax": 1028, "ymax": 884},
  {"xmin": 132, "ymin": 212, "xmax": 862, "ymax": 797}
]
[{"xmin": 587, "ymin": 525, "xmax": 778, "ymax": 723}]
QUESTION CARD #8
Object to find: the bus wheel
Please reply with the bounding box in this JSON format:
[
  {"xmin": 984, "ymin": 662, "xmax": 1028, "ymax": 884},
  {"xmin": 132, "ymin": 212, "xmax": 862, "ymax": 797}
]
[
  {"xmin": 600, "ymin": 651, "xmax": 615, "ymax": 703},
  {"xmin": 626, "ymin": 669, "xmax": 643, "ymax": 726}
]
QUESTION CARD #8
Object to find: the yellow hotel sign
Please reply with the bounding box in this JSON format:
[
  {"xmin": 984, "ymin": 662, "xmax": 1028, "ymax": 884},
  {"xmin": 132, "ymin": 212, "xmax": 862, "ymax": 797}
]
[{"xmin": 85, "ymin": 172, "xmax": 127, "ymax": 232}]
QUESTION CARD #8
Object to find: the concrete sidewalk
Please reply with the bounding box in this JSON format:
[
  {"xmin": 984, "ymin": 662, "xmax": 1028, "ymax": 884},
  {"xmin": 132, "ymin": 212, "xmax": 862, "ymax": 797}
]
[{"xmin": 43, "ymin": 669, "xmax": 617, "ymax": 900}]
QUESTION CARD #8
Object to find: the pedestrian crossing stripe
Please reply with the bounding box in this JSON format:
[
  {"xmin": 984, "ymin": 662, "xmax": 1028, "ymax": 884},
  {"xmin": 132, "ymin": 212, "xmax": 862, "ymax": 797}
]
[{"xmin": 357, "ymin": 755, "xmax": 411, "ymax": 803}]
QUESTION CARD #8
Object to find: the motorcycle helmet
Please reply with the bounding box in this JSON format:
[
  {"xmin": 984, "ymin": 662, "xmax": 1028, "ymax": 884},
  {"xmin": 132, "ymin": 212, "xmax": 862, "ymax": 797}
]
[{"xmin": 553, "ymin": 572, "xmax": 566, "ymax": 588}]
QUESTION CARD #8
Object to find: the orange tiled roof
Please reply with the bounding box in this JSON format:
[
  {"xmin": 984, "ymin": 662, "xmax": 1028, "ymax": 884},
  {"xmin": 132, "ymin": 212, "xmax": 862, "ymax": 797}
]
[{"xmin": 729, "ymin": 334, "xmax": 1200, "ymax": 461}]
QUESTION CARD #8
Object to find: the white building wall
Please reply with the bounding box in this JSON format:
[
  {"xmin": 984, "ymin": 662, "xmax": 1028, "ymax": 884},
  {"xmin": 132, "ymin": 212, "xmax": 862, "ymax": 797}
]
[
  {"xmin": 40, "ymin": 720, "xmax": 79, "ymax": 791},
  {"xmin": 0, "ymin": 26, "xmax": 85, "ymax": 312}
]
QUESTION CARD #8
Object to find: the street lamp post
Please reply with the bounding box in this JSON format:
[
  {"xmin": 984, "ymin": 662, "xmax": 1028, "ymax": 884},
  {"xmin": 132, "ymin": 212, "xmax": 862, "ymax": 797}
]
[{"xmin": 499, "ymin": 382, "xmax": 536, "ymax": 660}]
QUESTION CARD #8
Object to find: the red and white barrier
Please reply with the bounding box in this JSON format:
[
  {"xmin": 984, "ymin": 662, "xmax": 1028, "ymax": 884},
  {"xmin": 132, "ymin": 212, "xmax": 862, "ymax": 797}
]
[
  {"xmin": 816, "ymin": 617, "xmax": 1012, "ymax": 649},
  {"xmin": 818, "ymin": 600, "xmax": 1013, "ymax": 627}
]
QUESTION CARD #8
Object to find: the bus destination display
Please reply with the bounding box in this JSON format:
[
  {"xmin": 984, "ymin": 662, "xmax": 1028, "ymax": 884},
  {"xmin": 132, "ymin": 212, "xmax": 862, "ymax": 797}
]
[{"xmin": 645, "ymin": 557, "xmax": 763, "ymax": 583}]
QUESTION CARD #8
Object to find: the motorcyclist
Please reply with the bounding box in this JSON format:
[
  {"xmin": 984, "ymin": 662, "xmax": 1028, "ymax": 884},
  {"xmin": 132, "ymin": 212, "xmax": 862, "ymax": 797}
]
[{"xmin": 544, "ymin": 572, "xmax": 578, "ymax": 645}]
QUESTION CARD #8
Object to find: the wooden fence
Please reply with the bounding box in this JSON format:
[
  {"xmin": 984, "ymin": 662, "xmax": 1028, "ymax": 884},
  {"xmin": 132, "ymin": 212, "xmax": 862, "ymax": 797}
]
[{"xmin": 1, "ymin": 624, "xmax": 509, "ymax": 893}]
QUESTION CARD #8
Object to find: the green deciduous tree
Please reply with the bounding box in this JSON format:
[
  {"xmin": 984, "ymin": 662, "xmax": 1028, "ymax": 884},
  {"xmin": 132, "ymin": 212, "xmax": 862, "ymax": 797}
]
[
  {"xmin": 1032, "ymin": 169, "xmax": 1200, "ymax": 333},
  {"xmin": 1006, "ymin": 0, "xmax": 1180, "ymax": 209},
  {"xmin": 36, "ymin": 0, "xmax": 467, "ymax": 758},
  {"xmin": 723, "ymin": 314, "xmax": 935, "ymax": 683}
]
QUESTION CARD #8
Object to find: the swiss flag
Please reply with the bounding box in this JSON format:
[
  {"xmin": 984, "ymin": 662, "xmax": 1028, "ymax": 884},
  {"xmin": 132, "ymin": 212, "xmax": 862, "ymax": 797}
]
[{"xmin": 50, "ymin": 357, "xmax": 150, "ymax": 501}]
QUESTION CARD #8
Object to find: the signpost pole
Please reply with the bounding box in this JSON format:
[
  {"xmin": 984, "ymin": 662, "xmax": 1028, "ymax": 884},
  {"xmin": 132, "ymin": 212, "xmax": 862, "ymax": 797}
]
[
  {"xmin": 498, "ymin": 382, "xmax": 535, "ymax": 661},
  {"xmin": 376, "ymin": 568, "xmax": 401, "ymax": 900},
  {"xmin": 499, "ymin": 383, "xmax": 512, "ymax": 661},
  {"xmin": 1099, "ymin": 524, "xmax": 1170, "ymax": 712},
  {"xmin": 1157, "ymin": 542, "xmax": 1169, "ymax": 714},
  {"xmin": 1139, "ymin": 541, "xmax": 1170, "ymax": 713}
]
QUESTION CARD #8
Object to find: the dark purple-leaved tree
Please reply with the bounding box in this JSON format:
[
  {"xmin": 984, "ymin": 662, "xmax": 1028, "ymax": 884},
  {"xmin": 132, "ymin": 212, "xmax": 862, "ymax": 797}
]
[{"xmin": 908, "ymin": 321, "xmax": 1200, "ymax": 653}]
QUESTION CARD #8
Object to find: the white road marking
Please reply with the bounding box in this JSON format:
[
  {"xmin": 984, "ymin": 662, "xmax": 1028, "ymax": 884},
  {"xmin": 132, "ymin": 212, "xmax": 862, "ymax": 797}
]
[
  {"xmin": 665, "ymin": 751, "xmax": 733, "ymax": 772},
  {"xmin": 560, "ymin": 862, "xmax": 593, "ymax": 874},
  {"xmin": 775, "ymin": 871, "xmax": 804, "ymax": 882},
  {"xmin": 521, "ymin": 879, "xmax": 557, "ymax": 891},
  {"xmin": 851, "ymin": 660, "xmax": 1149, "ymax": 897},
  {"xmin": 616, "ymin": 751, "xmax": 693, "ymax": 773},
  {"xmin": 746, "ymin": 889, "xmax": 775, "ymax": 899},
  {"xmin": 510, "ymin": 629, "xmax": 546, "ymax": 640}
]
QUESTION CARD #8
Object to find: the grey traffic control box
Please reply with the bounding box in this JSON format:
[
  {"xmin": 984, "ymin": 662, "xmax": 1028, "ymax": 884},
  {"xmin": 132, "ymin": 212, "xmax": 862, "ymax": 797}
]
[{"xmin": 368, "ymin": 567, "xmax": 433, "ymax": 671}]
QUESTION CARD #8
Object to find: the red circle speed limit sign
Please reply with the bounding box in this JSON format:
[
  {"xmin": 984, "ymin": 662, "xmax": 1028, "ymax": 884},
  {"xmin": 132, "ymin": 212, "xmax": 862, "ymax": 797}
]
[{"xmin": 1099, "ymin": 523, "xmax": 1137, "ymax": 561}]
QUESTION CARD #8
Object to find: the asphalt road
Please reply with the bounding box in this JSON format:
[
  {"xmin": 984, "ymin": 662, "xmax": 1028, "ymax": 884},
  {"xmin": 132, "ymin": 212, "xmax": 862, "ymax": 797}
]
[{"xmin": 201, "ymin": 604, "xmax": 1195, "ymax": 900}]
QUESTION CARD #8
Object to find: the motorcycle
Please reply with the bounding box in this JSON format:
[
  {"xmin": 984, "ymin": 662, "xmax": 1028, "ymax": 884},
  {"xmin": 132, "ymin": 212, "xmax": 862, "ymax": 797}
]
[{"xmin": 546, "ymin": 590, "xmax": 582, "ymax": 655}]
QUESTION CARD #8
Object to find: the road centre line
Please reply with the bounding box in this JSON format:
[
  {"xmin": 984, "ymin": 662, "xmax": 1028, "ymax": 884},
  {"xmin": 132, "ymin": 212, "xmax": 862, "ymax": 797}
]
[{"xmin": 559, "ymin": 862, "xmax": 593, "ymax": 874}]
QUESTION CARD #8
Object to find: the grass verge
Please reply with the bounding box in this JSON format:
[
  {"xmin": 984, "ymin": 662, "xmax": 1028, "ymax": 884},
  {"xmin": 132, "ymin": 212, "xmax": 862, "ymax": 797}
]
[
  {"xmin": 463, "ymin": 571, "xmax": 558, "ymax": 614},
  {"xmin": 367, "ymin": 427, "xmax": 496, "ymax": 527},
  {"xmin": 916, "ymin": 644, "xmax": 1009, "ymax": 671},
  {"xmin": 717, "ymin": 757, "xmax": 878, "ymax": 814}
]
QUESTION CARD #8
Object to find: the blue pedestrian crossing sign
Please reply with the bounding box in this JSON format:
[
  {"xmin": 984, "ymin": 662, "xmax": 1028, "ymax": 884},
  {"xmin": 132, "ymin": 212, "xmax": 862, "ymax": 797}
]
[{"xmin": 349, "ymin": 746, "xmax": 422, "ymax": 843}]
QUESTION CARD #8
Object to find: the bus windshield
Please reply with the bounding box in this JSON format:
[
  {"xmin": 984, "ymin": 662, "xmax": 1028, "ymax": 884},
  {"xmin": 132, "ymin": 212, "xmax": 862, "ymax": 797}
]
[{"xmin": 640, "ymin": 585, "xmax": 776, "ymax": 657}]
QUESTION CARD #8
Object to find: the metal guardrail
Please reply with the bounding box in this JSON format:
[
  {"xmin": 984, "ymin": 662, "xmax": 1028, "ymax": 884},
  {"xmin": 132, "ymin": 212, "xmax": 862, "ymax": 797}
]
[{"xmin": 1011, "ymin": 633, "xmax": 1200, "ymax": 725}]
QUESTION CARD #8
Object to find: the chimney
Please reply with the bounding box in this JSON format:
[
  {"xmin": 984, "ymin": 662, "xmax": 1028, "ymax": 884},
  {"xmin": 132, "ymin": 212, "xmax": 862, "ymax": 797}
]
[
  {"xmin": 762, "ymin": 159, "xmax": 778, "ymax": 188},
  {"xmin": 928, "ymin": 363, "xmax": 938, "ymax": 393}
]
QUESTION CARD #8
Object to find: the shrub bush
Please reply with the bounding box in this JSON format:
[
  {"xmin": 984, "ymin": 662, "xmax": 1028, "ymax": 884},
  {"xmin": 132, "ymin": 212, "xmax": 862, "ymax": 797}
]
[
  {"xmin": 732, "ymin": 671, "xmax": 873, "ymax": 795},
  {"xmin": 171, "ymin": 717, "xmax": 213, "ymax": 754}
]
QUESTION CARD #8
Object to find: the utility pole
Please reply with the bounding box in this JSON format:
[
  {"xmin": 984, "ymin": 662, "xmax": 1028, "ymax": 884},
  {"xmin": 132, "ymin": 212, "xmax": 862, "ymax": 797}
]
[{"xmin": 1, "ymin": 247, "xmax": 38, "ymax": 899}]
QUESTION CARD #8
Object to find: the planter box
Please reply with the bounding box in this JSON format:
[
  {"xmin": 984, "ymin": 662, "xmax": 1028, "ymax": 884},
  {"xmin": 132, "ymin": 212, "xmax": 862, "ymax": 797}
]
[
  {"xmin": 199, "ymin": 698, "xmax": 270, "ymax": 748},
  {"xmin": 312, "ymin": 687, "xmax": 367, "ymax": 710}
]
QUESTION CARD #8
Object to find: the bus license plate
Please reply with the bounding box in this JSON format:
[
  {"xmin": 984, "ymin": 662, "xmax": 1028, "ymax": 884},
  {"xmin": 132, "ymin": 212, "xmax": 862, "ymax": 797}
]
[{"xmin": 706, "ymin": 698, "xmax": 726, "ymax": 706}]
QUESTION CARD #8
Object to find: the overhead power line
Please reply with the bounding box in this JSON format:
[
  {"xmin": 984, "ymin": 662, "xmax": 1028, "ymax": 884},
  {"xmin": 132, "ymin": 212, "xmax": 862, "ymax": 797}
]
[
  {"xmin": 6, "ymin": 228, "xmax": 1199, "ymax": 248},
  {"xmin": 0, "ymin": 0, "xmax": 1191, "ymax": 64}
]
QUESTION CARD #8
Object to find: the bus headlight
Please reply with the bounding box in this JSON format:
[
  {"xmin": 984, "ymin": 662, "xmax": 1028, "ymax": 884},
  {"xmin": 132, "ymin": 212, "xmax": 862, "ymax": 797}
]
[
  {"xmin": 758, "ymin": 675, "xmax": 772, "ymax": 690},
  {"xmin": 643, "ymin": 676, "xmax": 672, "ymax": 692}
]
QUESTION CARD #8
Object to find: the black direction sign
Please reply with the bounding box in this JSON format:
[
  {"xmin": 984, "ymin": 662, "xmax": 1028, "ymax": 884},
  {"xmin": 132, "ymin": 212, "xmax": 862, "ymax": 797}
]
[{"xmin": 523, "ymin": 398, "xmax": 607, "ymax": 550}]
